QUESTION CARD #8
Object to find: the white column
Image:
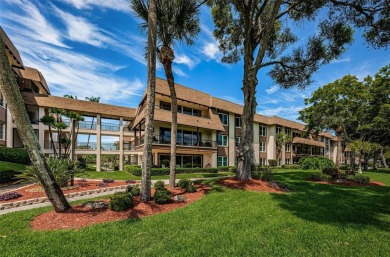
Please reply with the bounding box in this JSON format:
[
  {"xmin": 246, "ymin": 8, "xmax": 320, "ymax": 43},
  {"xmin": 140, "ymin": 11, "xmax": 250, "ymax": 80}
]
[
  {"xmin": 6, "ymin": 108, "xmax": 13, "ymax": 148},
  {"xmin": 228, "ymin": 113, "xmax": 235, "ymax": 166},
  {"xmin": 253, "ymin": 122, "xmax": 260, "ymax": 165},
  {"xmin": 96, "ymin": 114, "xmax": 101, "ymax": 171},
  {"xmin": 267, "ymin": 125, "xmax": 276, "ymax": 161},
  {"xmin": 212, "ymin": 152, "xmax": 217, "ymax": 167},
  {"xmin": 119, "ymin": 117, "xmax": 124, "ymax": 171},
  {"xmin": 38, "ymin": 107, "xmax": 45, "ymax": 151}
]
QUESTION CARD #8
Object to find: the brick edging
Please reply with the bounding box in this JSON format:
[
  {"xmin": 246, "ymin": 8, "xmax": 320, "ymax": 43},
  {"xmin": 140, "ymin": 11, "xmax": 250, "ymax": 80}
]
[{"xmin": 0, "ymin": 184, "xmax": 131, "ymax": 210}]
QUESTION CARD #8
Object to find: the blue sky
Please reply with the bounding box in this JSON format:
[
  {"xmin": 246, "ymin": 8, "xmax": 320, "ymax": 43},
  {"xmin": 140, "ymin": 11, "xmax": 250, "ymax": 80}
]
[{"xmin": 1, "ymin": 0, "xmax": 389, "ymax": 122}]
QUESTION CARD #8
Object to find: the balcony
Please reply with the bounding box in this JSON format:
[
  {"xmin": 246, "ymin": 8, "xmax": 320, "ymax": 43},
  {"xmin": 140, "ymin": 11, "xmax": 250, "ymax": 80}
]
[
  {"xmin": 101, "ymin": 122, "xmax": 120, "ymax": 132},
  {"xmin": 78, "ymin": 121, "xmax": 97, "ymax": 130},
  {"xmin": 151, "ymin": 134, "xmax": 217, "ymax": 149}
]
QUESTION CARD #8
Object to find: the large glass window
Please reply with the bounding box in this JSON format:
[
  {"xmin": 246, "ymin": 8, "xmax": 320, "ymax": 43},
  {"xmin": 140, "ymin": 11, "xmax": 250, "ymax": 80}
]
[
  {"xmin": 260, "ymin": 125, "xmax": 267, "ymax": 136},
  {"xmin": 159, "ymin": 154, "xmax": 202, "ymax": 168},
  {"xmin": 217, "ymin": 156, "xmax": 228, "ymax": 167},
  {"xmin": 159, "ymin": 101, "xmax": 202, "ymax": 117},
  {"xmin": 219, "ymin": 113, "xmax": 228, "ymax": 126},
  {"xmin": 218, "ymin": 134, "xmax": 228, "ymax": 146},
  {"xmin": 159, "ymin": 128, "xmax": 200, "ymax": 146}
]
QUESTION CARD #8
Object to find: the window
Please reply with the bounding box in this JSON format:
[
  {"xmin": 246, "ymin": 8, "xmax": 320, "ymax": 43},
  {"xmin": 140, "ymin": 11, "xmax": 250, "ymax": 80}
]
[
  {"xmin": 159, "ymin": 101, "xmax": 202, "ymax": 117},
  {"xmin": 217, "ymin": 156, "xmax": 228, "ymax": 167},
  {"xmin": 260, "ymin": 142, "xmax": 266, "ymax": 152},
  {"xmin": 285, "ymin": 128, "xmax": 291, "ymax": 136},
  {"xmin": 160, "ymin": 101, "xmax": 171, "ymax": 111},
  {"xmin": 286, "ymin": 144, "xmax": 291, "ymax": 152},
  {"xmin": 0, "ymin": 94, "xmax": 4, "ymax": 108},
  {"xmin": 293, "ymin": 132, "xmax": 301, "ymax": 138},
  {"xmin": 217, "ymin": 134, "xmax": 228, "ymax": 147},
  {"xmin": 259, "ymin": 158, "xmax": 266, "ymax": 166},
  {"xmin": 235, "ymin": 116, "xmax": 241, "ymax": 128},
  {"xmin": 182, "ymin": 106, "xmax": 193, "ymax": 115},
  {"xmin": 159, "ymin": 154, "xmax": 202, "ymax": 168},
  {"xmin": 235, "ymin": 137, "xmax": 241, "ymax": 146},
  {"xmin": 219, "ymin": 113, "xmax": 228, "ymax": 126},
  {"xmin": 160, "ymin": 128, "xmax": 201, "ymax": 146},
  {"xmin": 260, "ymin": 125, "xmax": 267, "ymax": 136},
  {"xmin": 0, "ymin": 123, "xmax": 5, "ymax": 140},
  {"xmin": 276, "ymin": 126, "xmax": 282, "ymax": 134}
]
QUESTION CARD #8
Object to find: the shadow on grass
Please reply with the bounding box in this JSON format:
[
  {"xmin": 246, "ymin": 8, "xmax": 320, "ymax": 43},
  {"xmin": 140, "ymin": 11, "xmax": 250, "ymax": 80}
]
[{"xmin": 271, "ymin": 171, "xmax": 390, "ymax": 231}]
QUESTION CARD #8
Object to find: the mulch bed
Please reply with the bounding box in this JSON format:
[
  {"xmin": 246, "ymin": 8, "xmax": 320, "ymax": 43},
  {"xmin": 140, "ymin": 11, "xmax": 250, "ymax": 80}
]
[
  {"xmin": 315, "ymin": 180, "xmax": 386, "ymax": 187},
  {"xmin": 217, "ymin": 178, "xmax": 287, "ymax": 193},
  {"xmin": 31, "ymin": 185, "xmax": 211, "ymax": 231},
  {"xmin": 0, "ymin": 180, "xmax": 133, "ymax": 203}
]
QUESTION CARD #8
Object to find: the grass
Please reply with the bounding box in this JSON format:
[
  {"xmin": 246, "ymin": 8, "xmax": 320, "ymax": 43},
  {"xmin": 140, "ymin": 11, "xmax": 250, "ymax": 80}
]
[
  {"xmin": 0, "ymin": 168, "xmax": 389, "ymax": 256},
  {"xmin": 78, "ymin": 169, "xmax": 234, "ymax": 181},
  {"xmin": 0, "ymin": 161, "xmax": 25, "ymax": 171}
]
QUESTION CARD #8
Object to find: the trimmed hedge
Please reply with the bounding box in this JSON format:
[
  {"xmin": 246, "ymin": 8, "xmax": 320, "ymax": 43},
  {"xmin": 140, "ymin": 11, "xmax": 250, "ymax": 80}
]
[
  {"xmin": 0, "ymin": 148, "xmax": 30, "ymax": 165},
  {"xmin": 298, "ymin": 156, "xmax": 335, "ymax": 170},
  {"xmin": 125, "ymin": 166, "xmax": 219, "ymax": 176},
  {"xmin": 0, "ymin": 170, "xmax": 15, "ymax": 183},
  {"xmin": 348, "ymin": 174, "xmax": 370, "ymax": 185},
  {"xmin": 322, "ymin": 167, "xmax": 340, "ymax": 178},
  {"xmin": 309, "ymin": 172, "xmax": 331, "ymax": 181},
  {"xmin": 281, "ymin": 164, "xmax": 300, "ymax": 169},
  {"xmin": 109, "ymin": 192, "xmax": 133, "ymax": 211},
  {"xmin": 268, "ymin": 159, "xmax": 277, "ymax": 167},
  {"xmin": 217, "ymin": 166, "xmax": 236, "ymax": 172}
]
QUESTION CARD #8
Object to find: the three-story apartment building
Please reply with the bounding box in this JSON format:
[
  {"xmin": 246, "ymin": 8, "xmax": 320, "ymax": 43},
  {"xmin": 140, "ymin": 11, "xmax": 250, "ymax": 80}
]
[{"xmin": 1, "ymin": 27, "xmax": 343, "ymax": 171}]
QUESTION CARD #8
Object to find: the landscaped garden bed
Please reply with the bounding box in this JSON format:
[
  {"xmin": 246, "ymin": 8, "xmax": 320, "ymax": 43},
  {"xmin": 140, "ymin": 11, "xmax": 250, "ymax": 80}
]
[
  {"xmin": 0, "ymin": 179, "xmax": 135, "ymax": 203},
  {"xmin": 217, "ymin": 178, "xmax": 288, "ymax": 193},
  {"xmin": 31, "ymin": 184, "xmax": 211, "ymax": 231}
]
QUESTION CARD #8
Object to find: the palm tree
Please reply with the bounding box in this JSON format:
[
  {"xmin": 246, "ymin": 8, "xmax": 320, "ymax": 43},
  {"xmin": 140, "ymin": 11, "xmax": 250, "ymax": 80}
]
[
  {"xmin": 132, "ymin": 0, "xmax": 200, "ymax": 188},
  {"xmin": 50, "ymin": 108, "xmax": 67, "ymax": 157},
  {"xmin": 0, "ymin": 37, "xmax": 70, "ymax": 212},
  {"xmin": 275, "ymin": 132, "xmax": 292, "ymax": 166}
]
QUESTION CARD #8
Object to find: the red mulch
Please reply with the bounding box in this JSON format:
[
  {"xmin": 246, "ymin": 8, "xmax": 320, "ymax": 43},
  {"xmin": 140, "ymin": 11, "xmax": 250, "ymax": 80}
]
[
  {"xmin": 217, "ymin": 178, "xmax": 286, "ymax": 193},
  {"xmin": 1, "ymin": 180, "xmax": 133, "ymax": 203},
  {"xmin": 316, "ymin": 180, "xmax": 386, "ymax": 187},
  {"xmin": 31, "ymin": 185, "xmax": 211, "ymax": 231}
]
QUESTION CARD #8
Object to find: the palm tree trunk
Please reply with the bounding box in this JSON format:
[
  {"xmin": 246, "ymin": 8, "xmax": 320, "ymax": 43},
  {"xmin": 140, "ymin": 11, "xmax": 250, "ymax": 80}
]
[
  {"xmin": 49, "ymin": 126, "xmax": 57, "ymax": 157},
  {"xmin": 161, "ymin": 51, "xmax": 177, "ymax": 188},
  {"xmin": 0, "ymin": 38, "xmax": 70, "ymax": 212},
  {"xmin": 141, "ymin": 0, "xmax": 157, "ymax": 202}
]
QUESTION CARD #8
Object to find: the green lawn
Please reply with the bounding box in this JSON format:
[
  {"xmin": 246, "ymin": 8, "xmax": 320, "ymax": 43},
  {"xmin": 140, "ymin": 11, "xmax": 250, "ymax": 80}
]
[
  {"xmin": 78, "ymin": 170, "xmax": 234, "ymax": 181},
  {"xmin": 0, "ymin": 161, "xmax": 25, "ymax": 171},
  {"xmin": 0, "ymin": 169, "xmax": 389, "ymax": 256}
]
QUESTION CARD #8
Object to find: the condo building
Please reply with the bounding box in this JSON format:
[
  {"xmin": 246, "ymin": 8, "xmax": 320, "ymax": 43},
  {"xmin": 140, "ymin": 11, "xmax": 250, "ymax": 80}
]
[{"xmin": 0, "ymin": 27, "xmax": 343, "ymax": 171}]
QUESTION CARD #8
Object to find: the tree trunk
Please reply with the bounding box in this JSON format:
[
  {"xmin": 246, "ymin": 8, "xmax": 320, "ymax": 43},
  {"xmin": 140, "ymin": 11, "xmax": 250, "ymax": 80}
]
[
  {"xmin": 363, "ymin": 154, "xmax": 369, "ymax": 171},
  {"xmin": 373, "ymin": 154, "xmax": 377, "ymax": 170},
  {"xmin": 350, "ymin": 150, "xmax": 355, "ymax": 174},
  {"xmin": 335, "ymin": 132, "xmax": 342, "ymax": 169},
  {"xmin": 0, "ymin": 38, "xmax": 70, "ymax": 212},
  {"xmin": 160, "ymin": 46, "xmax": 177, "ymax": 189},
  {"xmin": 380, "ymin": 147, "xmax": 388, "ymax": 168},
  {"xmin": 141, "ymin": 0, "xmax": 157, "ymax": 202},
  {"xmin": 357, "ymin": 151, "xmax": 363, "ymax": 174},
  {"xmin": 236, "ymin": 71, "xmax": 257, "ymax": 180},
  {"xmin": 48, "ymin": 126, "xmax": 57, "ymax": 157}
]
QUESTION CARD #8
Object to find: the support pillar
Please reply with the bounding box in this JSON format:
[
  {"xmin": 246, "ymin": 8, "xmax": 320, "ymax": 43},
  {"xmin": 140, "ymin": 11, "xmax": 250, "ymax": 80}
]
[
  {"xmin": 119, "ymin": 117, "xmax": 124, "ymax": 171},
  {"xmin": 96, "ymin": 114, "xmax": 101, "ymax": 171}
]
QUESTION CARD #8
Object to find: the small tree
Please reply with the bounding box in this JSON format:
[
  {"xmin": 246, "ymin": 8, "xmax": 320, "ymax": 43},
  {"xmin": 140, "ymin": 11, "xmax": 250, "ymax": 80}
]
[
  {"xmin": 275, "ymin": 132, "xmax": 292, "ymax": 165},
  {"xmin": 39, "ymin": 115, "xmax": 57, "ymax": 156}
]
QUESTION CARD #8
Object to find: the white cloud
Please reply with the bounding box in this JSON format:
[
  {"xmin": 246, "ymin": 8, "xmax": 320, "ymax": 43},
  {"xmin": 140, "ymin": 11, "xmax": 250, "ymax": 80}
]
[
  {"xmin": 202, "ymin": 42, "xmax": 220, "ymax": 60},
  {"xmin": 3, "ymin": 0, "xmax": 68, "ymax": 48},
  {"xmin": 174, "ymin": 54, "xmax": 199, "ymax": 69},
  {"xmin": 172, "ymin": 67, "xmax": 188, "ymax": 77},
  {"xmin": 330, "ymin": 58, "xmax": 351, "ymax": 64},
  {"xmin": 265, "ymin": 85, "xmax": 279, "ymax": 94},
  {"xmin": 61, "ymin": 0, "xmax": 130, "ymax": 12},
  {"xmin": 54, "ymin": 7, "xmax": 112, "ymax": 47}
]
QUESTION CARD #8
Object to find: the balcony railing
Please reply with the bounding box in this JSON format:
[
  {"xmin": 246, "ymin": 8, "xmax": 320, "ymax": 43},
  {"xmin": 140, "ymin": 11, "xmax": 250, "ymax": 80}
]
[
  {"xmin": 101, "ymin": 123, "xmax": 120, "ymax": 132},
  {"xmin": 152, "ymin": 134, "xmax": 217, "ymax": 148},
  {"xmin": 124, "ymin": 142, "xmax": 135, "ymax": 151},
  {"xmin": 44, "ymin": 140, "xmax": 59, "ymax": 149},
  {"xmin": 78, "ymin": 121, "xmax": 97, "ymax": 130}
]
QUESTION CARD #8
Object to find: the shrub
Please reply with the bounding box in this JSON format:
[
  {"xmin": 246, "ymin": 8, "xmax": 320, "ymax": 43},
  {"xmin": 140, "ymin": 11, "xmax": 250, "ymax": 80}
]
[
  {"xmin": 298, "ymin": 156, "xmax": 335, "ymax": 170},
  {"xmin": 154, "ymin": 180, "xmax": 166, "ymax": 190},
  {"xmin": 109, "ymin": 192, "xmax": 133, "ymax": 211},
  {"xmin": 281, "ymin": 164, "xmax": 300, "ymax": 169},
  {"xmin": 77, "ymin": 157, "xmax": 87, "ymax": 169},
  {"xmin": 322, "ymin": 167, "xmax": 340, "ymax": 178},
  {"xmin": 154, "ymin": 188, "xmax": 172, "ymax": 204},
  {"xmin": 177, "ymin": 179, "xmax": 196, "ymax": 193},
  {"xmin": 268, "ymin": 159, "xmax": 277, "ymax": 167},
  {"xmin": 0, "ymin": 170, "xmax": 15, "ymax": 183},
  {"xmin": 178, "ymin": 179, "xmax": 190, "ymax": 190},
  {"xmin": 131, "ymin": 185, "xmax": 141, "ymax": 196},
  {"xmin": 17, "ymin": 158, "xmax": 81, "ymax": 187},
  {"xmin": 309, "ymin": 172, "xmax": 331, "ymax": 181},
  {"xmin": 348, "ymin": 174, "xmax": 370, "ymax": 185},
  {"xmin": 0, "ymin": 191, "xmax": 23, "ymax": 201},
  {"xmin": 339, "ymin": 165, "xmax": 350, "ymax": 171},
  {"xmin": 217, "ymin": 166, "xmax": 236, "ymax": 172},
  {"xmin": 102, "ymin": 179, "xmax": 114, "ymax": 183},
  {"xmin": 0, "ymin": 148, "xmax": 30, "ymax": 165},
  {"xmin": 252, "ymin": 167, "xmax": 273, "ymax": 181}
]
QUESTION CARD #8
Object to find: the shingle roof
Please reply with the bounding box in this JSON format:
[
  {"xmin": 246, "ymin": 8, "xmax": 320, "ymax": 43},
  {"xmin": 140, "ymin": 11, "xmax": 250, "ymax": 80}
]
[
  {"xmin": 0, "ymin": 27, "xmax": 23, "ymax": 68},
  {"xmin": 22, "ymin": 92, "xmax": 136, "ymax": 120},
  {"xmin": 292, "ymin": 137, "xmax": 326, "ymax": 147}
]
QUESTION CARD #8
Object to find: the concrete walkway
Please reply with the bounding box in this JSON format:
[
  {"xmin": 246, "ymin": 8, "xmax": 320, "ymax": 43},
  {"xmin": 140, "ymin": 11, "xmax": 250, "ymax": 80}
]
[{"xmin": 0, "ymin": 177, "xmax": 229, "ymax": 215}]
